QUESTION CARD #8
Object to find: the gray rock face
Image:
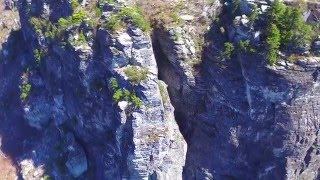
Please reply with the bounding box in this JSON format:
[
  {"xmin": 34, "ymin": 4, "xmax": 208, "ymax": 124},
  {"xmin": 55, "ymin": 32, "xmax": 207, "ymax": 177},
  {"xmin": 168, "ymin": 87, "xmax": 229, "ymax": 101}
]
[
  {"xmin": 98, "ymin": 27, "xmax": 187, "ymax": 179},
  {"xmin": 65, "ymin": 133, "xmax": 88, "ymax": 177},
  {"xmin": 153, "ymin": 2, "xmax": 320, "ymax": 180},
  {"xmin": 0, "ymin": 0, "xmax": 186, "ymax": 179},
  {"xmin": 1, "ymin": 0, "xmax": 320, "ymax": 179},
  {"xmin": 313, "ymin": 40, "xmax": 320, "ymax": 50}
]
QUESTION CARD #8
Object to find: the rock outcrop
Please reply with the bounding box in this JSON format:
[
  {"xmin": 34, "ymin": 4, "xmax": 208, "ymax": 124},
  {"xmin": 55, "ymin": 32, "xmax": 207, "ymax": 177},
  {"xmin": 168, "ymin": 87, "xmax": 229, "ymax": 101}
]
[
  {"xmin": 0, "ymin": 0, "xmax": 186, "ymax": 179},
  {"xmin": 0, "ymin": 0, "xmax": 320, "ymax": 179},
  {"xmin": 153, "ymin": 0, "xmax": 320, "ymax": 179}
]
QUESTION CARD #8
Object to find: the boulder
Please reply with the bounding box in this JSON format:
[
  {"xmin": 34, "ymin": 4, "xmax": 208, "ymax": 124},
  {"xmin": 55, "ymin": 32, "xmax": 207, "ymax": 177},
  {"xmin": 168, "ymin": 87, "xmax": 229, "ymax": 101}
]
[
  {"xmin": 65, "ymin": 134, "xmax": 88, "ymax": 178},
  {"xmin": 313, "ymin": 40, "xmax": 320, "ymax": 50},
  {"xmin": 23, "ymin": 100, "xmax": 52, "ymax": 130}
]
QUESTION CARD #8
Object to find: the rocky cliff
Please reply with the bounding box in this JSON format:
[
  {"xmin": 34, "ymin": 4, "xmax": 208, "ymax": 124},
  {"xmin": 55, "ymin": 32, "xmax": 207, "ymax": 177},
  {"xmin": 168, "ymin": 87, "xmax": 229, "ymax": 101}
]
[
  {"xmin": 0, "ymin": 0, "xmax": 319, "ymax": 179},
  {"xmin": 0, "ymin": 0, "xmax": 186, "ymax": 179}
]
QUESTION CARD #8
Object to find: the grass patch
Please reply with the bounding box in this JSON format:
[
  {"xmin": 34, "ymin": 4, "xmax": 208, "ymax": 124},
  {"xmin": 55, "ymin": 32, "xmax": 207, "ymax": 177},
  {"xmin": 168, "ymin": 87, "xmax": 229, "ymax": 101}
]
[
  {"xmin": 124, "ymin": 66, "xmax": 148, "ymax": 85},
  {"xmin": 103, "ymin": 6, "xmax": 151, "ymax": 33},
  {"xmin": 158, "ymin": 81, "xmax": 169, "ymax": 104}
]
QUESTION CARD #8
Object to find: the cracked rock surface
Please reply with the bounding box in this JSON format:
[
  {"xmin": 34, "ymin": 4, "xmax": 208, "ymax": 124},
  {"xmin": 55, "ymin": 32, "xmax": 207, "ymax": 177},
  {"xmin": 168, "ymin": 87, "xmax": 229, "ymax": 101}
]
[{"xmin": 0, "ymin": 0, "xmax": 320, "ymax": 179}]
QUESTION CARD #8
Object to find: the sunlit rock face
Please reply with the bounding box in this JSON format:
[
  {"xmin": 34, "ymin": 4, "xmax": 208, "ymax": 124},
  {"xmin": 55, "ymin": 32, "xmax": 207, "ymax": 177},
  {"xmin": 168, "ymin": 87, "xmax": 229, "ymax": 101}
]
[
  {"xmin": 0, "ymin": 0, "xmax": 186, "ymax": 179},
  {"xmin": 0, "ymin": 0, "xmax": 320, "ymax": 179}
]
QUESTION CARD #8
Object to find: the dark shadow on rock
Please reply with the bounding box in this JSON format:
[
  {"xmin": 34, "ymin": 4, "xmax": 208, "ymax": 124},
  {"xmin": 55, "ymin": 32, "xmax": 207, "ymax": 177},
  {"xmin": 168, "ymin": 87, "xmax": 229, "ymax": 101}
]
[
  {"xmin": 0, "ymin": 30, "xmax": 45, "ymax": 178},
  {"xmin": 152, "ymin": 15, "xmax": 305, "ymax": 178}
]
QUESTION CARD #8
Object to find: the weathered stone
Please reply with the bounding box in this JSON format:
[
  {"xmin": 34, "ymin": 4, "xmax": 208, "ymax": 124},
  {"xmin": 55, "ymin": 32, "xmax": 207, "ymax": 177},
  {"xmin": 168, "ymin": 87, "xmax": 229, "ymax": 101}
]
[
  {"xmin": 313, "ymin": 41, "xmax": 320, "ymax": 50},
  {"xmin": 180, "ymin": 15, "xmax": 194, "ymax": 21},
  {"xmin": 65, "ymin": 134, "xmax": 88, "ymax": 178},
  {"xmin": 20, "ymin": 159, "xmax": 45, "ymax": 180},
  {"xmin": 23, "ymin": 100, "xmax": 52, "ymax": 129}
]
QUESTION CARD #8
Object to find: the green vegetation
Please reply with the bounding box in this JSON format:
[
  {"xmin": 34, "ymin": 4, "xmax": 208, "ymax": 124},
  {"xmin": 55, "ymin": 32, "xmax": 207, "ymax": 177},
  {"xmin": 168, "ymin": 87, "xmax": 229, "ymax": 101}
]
[
  {"xmin": 68, "ymin": 31, "xmax": 87, "ymax": 47},
  {"xmin": 238, "ymin": 40, "xmax": 256, "ymax": 53},
  {"xmin": 221, "ymin": 42, "xmax": 235, "ymax": 59},
  {"xmin": 95, "ymin": 6, "xmax": 102, "ymax": 17},
  {"xmin": 266, "ymin": 24, "xmax": 281, "ymax": 65},
  {"xmin": 248, "ymin": 4, "xmax": 259, "ymax": 27},
  {"xmin": 231, "ymin": 0, "xmax": 241, "ymax": 15},
  {"xmin": 265, "ymin": 0, "xmax": 314, "ymax": 64},
  {"xmin": 34, "ymin": 48, "xmax": 46, "ymax": 64},
  {"xmin": 29, "ymin": 0, "xmax": 87, "ymax": 41},
  {"xmin": 78, "ymin": 31, "xmax": 86, "ymax": 43},
  {"xmin": 158, "ymin": 82, "xmax": 168, "ymax": 104},
  {"xmin": 30, "ymin": 17, "xmax": 65, "ymax": 40},
  {"xmin": 124, "ymin": 66, "xmax": 148, "ymax": 85},
  {"xmin": 104, "ymin": 6, "xmax": 151, "ymax": 33},
  {"xmin": 71, "ymin": 0, "xmax": 80, "ymax": 10},
  {"xmin": 29, "ymin": 17, "xmax": 45, "ymax": 35},
  {"xmin": 20, "ymin": 83, "xmax": 32, "ymax": 101},
  {"xmin": 57, "ymin": 9, "xmax": 86, "ymax": 29},
  {"xmin": 42, "ymin": 175, "xmax": 51, "ymax": 180},
  {"xmin": 104, "ymin": 15, "xmax": 126, "ymax": 32},
  {"xmin": 109, "ymin": 77, "xmax": 119, "ymax": 91},
  {"xmin": 171, "ymin": 12, "xmax": 184, "ymax": 26},
  {"xmin": 109, "ymin": 78, "xmax": 143, "ymax": 108},
  {"xmin": 107, "ymin": 0, "xmax": 115, "ymax": 4}
]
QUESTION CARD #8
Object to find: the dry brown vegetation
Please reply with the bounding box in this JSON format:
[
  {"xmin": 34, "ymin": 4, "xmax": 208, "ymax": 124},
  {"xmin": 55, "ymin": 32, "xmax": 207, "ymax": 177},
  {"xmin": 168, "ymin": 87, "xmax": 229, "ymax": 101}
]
[
  {"xmin": 135, "ymin": 0, "xmax": 215, "ymax": 61},
  {"xmin": 0, "ymin": 1, "xmax": 20, "ymax": 50},
  {"xmin": 135, "ymin": 0, "xmax": 182, "ymax": 27},
  {"xmin": 135, "ymin": 0, "xmax": 214, "ymax": 28}
]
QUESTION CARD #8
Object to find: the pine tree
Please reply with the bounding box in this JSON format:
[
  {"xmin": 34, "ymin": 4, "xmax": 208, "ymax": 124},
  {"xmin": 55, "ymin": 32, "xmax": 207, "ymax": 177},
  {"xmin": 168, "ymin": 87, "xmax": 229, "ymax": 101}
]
[
  {"xmin": 265, "ymin": 0, "xmax": 314, "ymax": 57},
  {"xmin": 266, "ymin": 0, "xmax": 285, "ymax": 26},
  {"xmin": 266, "ymin": 24, "xmax": 281, "ymax": 65}
]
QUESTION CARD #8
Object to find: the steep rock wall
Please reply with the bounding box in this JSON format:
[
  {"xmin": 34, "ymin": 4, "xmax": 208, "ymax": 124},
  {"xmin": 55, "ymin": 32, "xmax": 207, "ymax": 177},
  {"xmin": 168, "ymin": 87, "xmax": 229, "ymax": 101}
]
[
  {"xmin": 0, "ymin": 0, "xmax": 187, "ymax": 179},
  {"xmin": 154, "ymin": 9, "xmax": 320, "ymax": 180}
]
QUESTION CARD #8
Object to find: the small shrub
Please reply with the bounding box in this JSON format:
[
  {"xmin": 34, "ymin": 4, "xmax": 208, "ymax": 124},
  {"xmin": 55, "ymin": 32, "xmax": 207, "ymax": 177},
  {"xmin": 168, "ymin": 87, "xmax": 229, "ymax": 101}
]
[
  {"xmin": 34, "ymin": 49, "xmax": 41, "ymax": 62},
  {"xmin": 124, "ymin": 66, "xmax": 148, "ymax": 85},
  {"xmin": 171, "ymin": 12, "xmax": 184, "ymax": 26},
  {"xmin": 57, "ymin": 9, "xmax": 86, "ymax": 30},
  {"xmin": 108, "ymin": 78, "xmax": 143, "ymax": 108},
  {"xmin": 58, "ymin": 18, "xmax": 70, "ymax": 30},
  {"xmin": 95, "ymin": 6, "xmax": 102, "ymax": 17},
  {"xmin": 29, "ymin": 17, "xmax": 45, "ymax": 35},
  {"xmin": 238, "ymin": 40, "xmax": 256, "ymax": 53},
  {"xmin": 71, "ymin": 10, "xmax": 86, "ymax": 25},
  {"xmin": 20, "ymin": 83, "xmax": 32, "ymax": 101},
  {"xmin": 34, "ymin": 48, "xmax": 46, "ymax": 64},
  {"xmin": 78, "ymin": 31, "xmax": 86, "ymax": 43},
  {"xmin": 130, "ymin": 92, "xmax": 143, "ymax": 108},
  {"xmin": 30, "ymin": 17, "xmax": 64, "ymax": 40},
  {"xmin": 70, "ymin": 0, "xmax": 80, "ymax": 10},
  {"xmin": 107, "ymin": 0, "xmax": 114, "ymax": 4},
  {"xmin": 221, "ymin": 42, "xmax": 235, "ymax": 59},
  {"xmin": 104, "ymin": 15, "xmax": 126, "ymax": 32},
  {"xmin": 68, "ymin": 31, "xmax": 88, "ymax": 47},
  {"xmin": 109, "ymin": 78, "xmax": 119, "ymax": 91},
  {"xmin": 113, "ymin": 89, "xmax": 124, "ymax": 102},
  {"xmin": 248, "ymin": 4, "xmax": 259, "ymax": 27},
  {"xmin": 42, "ymin": 175, "xmax": 51, "ymax": 180}
]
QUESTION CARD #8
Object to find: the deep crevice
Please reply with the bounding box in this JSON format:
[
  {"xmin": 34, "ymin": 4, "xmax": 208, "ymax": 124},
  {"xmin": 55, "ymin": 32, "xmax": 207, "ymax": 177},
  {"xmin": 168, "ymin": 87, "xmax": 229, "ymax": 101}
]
[{"xmin": 151, "ymin": 32, "xmax": 193, "ymax": 143}]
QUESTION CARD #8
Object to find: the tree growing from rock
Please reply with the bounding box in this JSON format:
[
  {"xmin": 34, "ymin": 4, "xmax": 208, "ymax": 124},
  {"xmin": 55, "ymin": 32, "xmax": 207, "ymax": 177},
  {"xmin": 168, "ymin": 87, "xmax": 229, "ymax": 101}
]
[
  {"xmin": 266, "ymin": 24, "xmax": 281, "ymax": 65},
  {"xmin": 281, "ymin": 8, "xmax": 313, "ymax": 49},
  {"xmin": 265, "ymin": 0, "xmax": 314, "ymax": 64}
]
